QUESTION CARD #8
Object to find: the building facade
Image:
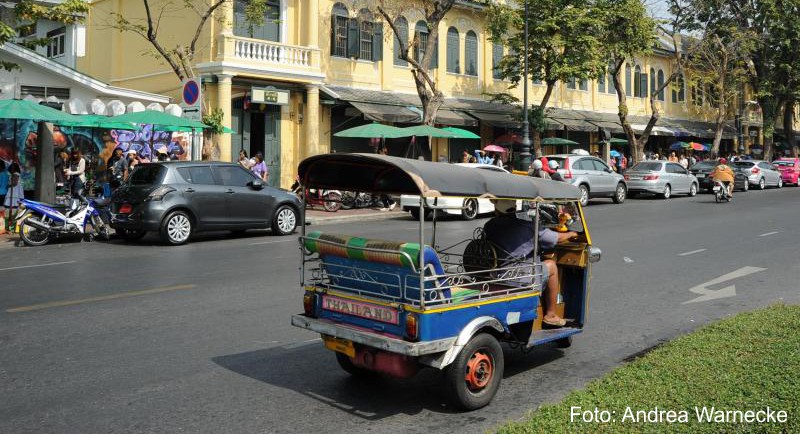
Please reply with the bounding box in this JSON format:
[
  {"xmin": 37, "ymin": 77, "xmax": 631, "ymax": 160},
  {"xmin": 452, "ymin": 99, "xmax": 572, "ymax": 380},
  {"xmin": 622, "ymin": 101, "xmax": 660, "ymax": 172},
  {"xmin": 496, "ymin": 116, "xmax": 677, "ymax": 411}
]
[{"xmin": 78, "ymin": 0, "xmax": 769, "ymax": 188}]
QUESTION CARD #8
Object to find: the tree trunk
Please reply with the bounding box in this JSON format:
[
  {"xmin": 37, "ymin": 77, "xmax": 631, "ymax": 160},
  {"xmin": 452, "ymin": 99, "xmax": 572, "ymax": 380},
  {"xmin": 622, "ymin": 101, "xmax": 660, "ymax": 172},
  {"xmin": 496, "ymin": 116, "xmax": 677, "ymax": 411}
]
[
  {"xmin": 610, "ymin": 59, "xmax": 641, "ymax": 163},
  {"xmin": 759, "ymin": 97, "xmax": 778, "ymax": 161},
  {"xmin": 35, "ymin": 122, "xmax": 55, "ymax": 204},
  {"xmin": 532, "ymin": 82, "xmax": 556, "ymax": 160},
  {"xmin": 783, "ymin": 99, "xmax": 796, "ymax": 158},
  {"xmin": 532, "ymin": 130, "xmax": 542, "ymax": 159},
  {"xmin": 421, "ymin": 91, "xmax": 445, "ymax": 126},
  {"xmin": 712, "ymin": 105, "xmax": 726, "ymax": 155}
]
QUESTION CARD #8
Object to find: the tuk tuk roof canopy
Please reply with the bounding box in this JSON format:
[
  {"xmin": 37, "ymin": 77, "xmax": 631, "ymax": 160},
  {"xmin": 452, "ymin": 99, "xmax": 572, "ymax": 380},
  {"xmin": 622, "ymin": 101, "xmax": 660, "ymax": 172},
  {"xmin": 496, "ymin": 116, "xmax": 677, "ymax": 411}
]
[{"xmin": 298, "ymin": 153, "xmax": 581, "ymax": 201}]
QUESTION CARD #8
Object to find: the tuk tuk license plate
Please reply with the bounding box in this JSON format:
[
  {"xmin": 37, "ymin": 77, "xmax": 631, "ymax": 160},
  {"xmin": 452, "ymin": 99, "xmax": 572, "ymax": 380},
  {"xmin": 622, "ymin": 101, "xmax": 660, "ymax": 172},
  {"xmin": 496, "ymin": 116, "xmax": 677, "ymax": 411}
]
[{"xmin": 322, "ymin": 335, "xmax": 355, "ymax": 357}]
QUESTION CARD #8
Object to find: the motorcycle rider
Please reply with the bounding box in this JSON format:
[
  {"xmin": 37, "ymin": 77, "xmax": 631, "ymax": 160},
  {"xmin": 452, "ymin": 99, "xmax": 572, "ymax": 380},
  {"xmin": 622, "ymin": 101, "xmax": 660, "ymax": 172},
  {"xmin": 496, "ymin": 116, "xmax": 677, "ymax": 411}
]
[
  {"xmin": 548, "ymin": 160, "xmax": 565, "ymax": 182},
  {"xmin": 528, "ymin": 160, "xmax": 551, "ymax": 179},
  {"xmin": 711, "ymin": 157, "xmax": 735, "ymax": 198}
]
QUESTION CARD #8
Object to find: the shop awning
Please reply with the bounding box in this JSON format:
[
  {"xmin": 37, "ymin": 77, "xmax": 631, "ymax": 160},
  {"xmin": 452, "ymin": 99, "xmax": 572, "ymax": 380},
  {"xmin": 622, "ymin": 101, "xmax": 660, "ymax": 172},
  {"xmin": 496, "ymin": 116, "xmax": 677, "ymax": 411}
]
[
  {"xmin": 587, "ymin": 119, "xmax": 624, "ymax": 133},
  {"xmin": 469, "ymin": 111, "xmax": 521, "ymax": 128},
  {"xmin": 629, "ymin": 124, "xmax": 676, "ymax": 136},
  {"xmin": 435, "ymin": 109, "xmax": 478, "ymax": 127},
  {"xmin": 349, "ymin": 101, "xmax": 421, "ymax": 123},
  {"xmin": 551, "ymin": 117, "xmax": 597, "ymax": 132}
]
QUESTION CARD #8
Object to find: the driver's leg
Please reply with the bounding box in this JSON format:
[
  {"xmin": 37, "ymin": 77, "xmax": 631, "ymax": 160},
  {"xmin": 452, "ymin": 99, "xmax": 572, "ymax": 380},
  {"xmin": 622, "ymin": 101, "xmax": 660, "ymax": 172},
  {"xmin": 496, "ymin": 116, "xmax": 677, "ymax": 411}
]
[
  {"xmin": 542, "ymin": 259, "xmax": 562, "ymax": 323},
  {"xmin": 726, "ymin": 181, "xmax": 733, "ymax": 197}
]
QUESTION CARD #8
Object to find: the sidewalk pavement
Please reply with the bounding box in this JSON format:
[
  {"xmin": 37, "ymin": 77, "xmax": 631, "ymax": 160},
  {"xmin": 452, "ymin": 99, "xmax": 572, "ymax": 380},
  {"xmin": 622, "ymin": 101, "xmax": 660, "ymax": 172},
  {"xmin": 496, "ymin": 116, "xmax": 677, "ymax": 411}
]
[
  {"xmin": 0, "ymin": 232, "xmax": 18, "ymax": 249},
  {"xmin": 304, "ymin": 206, "xmax": 408, "ymax": 226}
]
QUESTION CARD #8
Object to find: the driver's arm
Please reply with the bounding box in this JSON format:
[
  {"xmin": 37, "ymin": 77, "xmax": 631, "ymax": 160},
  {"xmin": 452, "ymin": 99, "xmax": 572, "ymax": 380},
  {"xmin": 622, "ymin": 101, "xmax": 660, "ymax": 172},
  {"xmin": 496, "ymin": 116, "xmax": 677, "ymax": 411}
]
[{"xmin": 557, "ymin": 231, "xmax": 579, "ymax": 243}]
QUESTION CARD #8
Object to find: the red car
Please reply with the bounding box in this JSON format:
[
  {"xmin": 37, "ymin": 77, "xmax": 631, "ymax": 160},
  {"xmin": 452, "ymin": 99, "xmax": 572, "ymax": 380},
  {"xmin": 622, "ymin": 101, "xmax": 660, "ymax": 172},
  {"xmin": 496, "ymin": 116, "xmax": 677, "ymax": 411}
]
[{"xmin": 774, "ymin": 158, "xmax": 800, "ymax": 186}]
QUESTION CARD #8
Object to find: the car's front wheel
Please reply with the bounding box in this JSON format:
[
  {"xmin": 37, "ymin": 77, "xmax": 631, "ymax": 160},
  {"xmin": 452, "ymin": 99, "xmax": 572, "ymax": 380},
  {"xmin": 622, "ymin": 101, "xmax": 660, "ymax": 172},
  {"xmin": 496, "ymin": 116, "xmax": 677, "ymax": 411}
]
[
  {"xmin": 612, "ymin": 183, "xmax": 626, "ymax": 204},
  {"xmin": 160, "ymin": 211, "xmax": 192, "ymax": 245},
  {"xmin": 462, "ymin": 199, "xmax": 478, "ymax": 220},
  {"xmin": 271, "ymin": 205, "xmax": 298, "ymax": 236}
]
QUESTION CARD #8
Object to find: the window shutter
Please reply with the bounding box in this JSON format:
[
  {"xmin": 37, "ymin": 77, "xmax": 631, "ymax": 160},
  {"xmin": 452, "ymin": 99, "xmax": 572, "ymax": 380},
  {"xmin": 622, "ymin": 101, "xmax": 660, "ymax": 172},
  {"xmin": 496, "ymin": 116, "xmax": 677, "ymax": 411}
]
[
  {"xmin": 372, "ymin": 22, "xmax": 383, "ymax": 62},
  {"xmin": 347, "ymin": 18, "xmax": 360, "ymax": 58}
]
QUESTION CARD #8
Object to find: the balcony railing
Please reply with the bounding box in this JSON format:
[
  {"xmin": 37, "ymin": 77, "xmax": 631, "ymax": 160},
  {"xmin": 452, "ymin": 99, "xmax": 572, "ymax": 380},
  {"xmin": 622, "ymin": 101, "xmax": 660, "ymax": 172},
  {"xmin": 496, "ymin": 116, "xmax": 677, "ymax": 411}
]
[{"xmin": 217, "ymin": 34, "xmax": 322, "ymax": 79}]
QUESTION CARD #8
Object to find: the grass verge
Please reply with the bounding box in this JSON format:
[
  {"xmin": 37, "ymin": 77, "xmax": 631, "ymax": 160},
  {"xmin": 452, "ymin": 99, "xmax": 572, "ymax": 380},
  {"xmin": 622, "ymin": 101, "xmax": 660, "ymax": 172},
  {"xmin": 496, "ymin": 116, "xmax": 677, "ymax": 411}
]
[{"xmin": 498, "ymin": 304, "xmax": 800, "ymax": 433}]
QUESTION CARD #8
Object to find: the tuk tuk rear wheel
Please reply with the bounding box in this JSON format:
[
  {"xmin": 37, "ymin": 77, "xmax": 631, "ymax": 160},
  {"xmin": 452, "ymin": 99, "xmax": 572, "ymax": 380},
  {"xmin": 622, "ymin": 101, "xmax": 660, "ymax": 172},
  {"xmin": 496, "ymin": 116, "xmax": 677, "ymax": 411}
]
[{"xmin": 444, "ymin": 333, "xmax": 504, "ymax": 410}]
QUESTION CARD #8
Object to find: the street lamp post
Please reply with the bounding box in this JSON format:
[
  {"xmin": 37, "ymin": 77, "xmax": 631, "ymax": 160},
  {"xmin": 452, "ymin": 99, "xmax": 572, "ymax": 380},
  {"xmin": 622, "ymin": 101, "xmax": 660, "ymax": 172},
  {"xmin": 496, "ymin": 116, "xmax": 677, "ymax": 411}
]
[{"xmin": 518, "ymin": 0, "xmax": 531, "ymax": 171}]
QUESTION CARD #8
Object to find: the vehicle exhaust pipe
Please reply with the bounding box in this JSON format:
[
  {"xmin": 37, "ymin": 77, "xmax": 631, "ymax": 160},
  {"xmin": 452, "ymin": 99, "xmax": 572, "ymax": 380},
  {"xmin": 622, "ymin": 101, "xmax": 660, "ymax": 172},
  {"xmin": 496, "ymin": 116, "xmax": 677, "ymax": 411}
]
[{"xmin": 24, "ymin": 217, "xmax": 51, "ymax": 232}]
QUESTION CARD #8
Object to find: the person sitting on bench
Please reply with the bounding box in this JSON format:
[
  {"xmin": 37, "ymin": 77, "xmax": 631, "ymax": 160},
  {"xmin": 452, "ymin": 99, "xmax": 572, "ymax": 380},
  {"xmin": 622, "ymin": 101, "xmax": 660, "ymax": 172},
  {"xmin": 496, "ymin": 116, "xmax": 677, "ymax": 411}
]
[{"xmin": 483, "ymin": 200, "xmax": 578, "ymax": 328}]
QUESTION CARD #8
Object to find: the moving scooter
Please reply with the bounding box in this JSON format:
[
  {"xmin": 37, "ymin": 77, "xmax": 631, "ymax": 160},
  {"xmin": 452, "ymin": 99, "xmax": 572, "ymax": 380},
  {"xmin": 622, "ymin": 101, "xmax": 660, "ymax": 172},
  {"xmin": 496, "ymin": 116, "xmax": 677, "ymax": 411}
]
[
  {"xmin": 16, "ymin": 196, "xmax": 111, "ymax": 246},
  {"xmin": 713, "ymin": 180, "xmax": 732, "ymax": 203}
]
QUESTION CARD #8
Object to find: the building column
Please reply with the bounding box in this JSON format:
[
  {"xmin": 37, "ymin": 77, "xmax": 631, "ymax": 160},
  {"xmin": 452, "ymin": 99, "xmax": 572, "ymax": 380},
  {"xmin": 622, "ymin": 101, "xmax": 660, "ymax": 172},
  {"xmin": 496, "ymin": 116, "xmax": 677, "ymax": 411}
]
[
  {"xmin": 305, "ymin": 84, "xmax": 320, "ymax": 158},
  {"xmin": 306, "ymin": 0, "xmax": 319, "ymax": 47},
  {"xmin": 217, "ymin": 74, "xmax": 233, "ymax": 162}
]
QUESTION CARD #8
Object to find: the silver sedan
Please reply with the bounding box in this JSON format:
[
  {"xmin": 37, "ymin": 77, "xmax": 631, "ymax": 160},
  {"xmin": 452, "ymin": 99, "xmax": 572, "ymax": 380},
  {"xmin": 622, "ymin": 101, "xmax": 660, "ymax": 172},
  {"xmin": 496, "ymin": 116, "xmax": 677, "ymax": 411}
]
[{"xmin": 624, "ymin": 161, "xmax": 699, "ymax": 199}]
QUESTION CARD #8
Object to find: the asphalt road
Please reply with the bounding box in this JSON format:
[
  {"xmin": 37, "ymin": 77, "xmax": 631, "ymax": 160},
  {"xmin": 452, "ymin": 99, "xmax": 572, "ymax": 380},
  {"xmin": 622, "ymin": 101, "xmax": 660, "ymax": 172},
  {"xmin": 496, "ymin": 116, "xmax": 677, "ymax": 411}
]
[{"xmin": 1, "ymin": 187, "xmax": 798, "ymax": 434}]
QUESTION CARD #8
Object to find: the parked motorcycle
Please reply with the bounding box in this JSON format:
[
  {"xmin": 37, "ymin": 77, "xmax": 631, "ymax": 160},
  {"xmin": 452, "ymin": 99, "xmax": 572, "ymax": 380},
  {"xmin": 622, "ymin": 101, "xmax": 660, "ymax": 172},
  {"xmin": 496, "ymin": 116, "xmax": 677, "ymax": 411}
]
[
  {"xmin": 291, "ymin": 178, "xmax": 342, "ymax": 212},
  {"xmin": 713, "ymin": 180, "xmax": 732, "ymax": 203},
  {"xmin": 340, "ymin": 191, "xmax": 382, "ymax": 210},
  {"xmin": 16, "ymin": 196, "xmax": 111, "ymax": 246}
]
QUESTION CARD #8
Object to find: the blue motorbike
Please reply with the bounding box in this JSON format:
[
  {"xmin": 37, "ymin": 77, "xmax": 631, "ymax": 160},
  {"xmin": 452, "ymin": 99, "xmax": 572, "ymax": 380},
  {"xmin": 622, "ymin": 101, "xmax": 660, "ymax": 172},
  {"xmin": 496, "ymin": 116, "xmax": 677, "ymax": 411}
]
[{"xmin": 16, "ymin": 197, "xmax": 111, "ymax": 247}]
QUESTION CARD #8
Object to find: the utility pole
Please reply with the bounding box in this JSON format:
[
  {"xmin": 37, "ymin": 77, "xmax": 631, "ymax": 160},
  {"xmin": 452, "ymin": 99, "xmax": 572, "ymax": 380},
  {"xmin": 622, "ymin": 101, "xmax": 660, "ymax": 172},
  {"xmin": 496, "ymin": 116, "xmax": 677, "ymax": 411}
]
[{"xmin": 518, "ymin": 0, "xmax": 531, "ymax": 171}]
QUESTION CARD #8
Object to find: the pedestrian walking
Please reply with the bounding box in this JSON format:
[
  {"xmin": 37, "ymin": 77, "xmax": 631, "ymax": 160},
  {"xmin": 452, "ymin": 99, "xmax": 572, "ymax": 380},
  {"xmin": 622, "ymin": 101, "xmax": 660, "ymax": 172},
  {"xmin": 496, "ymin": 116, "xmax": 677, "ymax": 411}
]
[
  {"xmin": 0, "ymin": 160, "xmax": 8, "ymax": 207},
  {"xmin": 251, "ymin": 152, "xmax": 269, "ymax": 182},
  {"xmin": 679, "ymin": 154, "xmax": 689, "ymax": 169},
  {"xmin": 668, "ymin": 151, "xmax": 678, "ymax": 163},
  {"xmin": 64, "ymin": 149, "xmax": 86, "ymax": 198}
]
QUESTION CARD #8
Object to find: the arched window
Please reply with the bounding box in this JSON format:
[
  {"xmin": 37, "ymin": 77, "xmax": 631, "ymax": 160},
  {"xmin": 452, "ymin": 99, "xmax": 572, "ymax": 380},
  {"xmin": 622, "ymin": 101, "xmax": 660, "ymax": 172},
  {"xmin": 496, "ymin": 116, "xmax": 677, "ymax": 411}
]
[
  {"xmin": 625, "ymin": 63, "xmax": 632, "ymax": 96},
  {"xmin": 650, "ymin": 67, "xmax": 656, "ymax": 97},
  {"xmin": 492, "ymin": 42, "xmax": 503, "ymax": 79},
  {"xmin": 640, "ymin": 67, "xmax": 648, "ymax": 98},
  {"xmin": 331, "ymin": 3, "xmax": 349, "ymax": 57},
  {"xmin": 678, "ymin": 75, "xmax": 685, "ymax": 101},
  {"xmin": 465, "ymin": 30, "xmax": 478, "ymax": 76},
  {"xmin": 446, "ymin": 27, "xmax": 460, "ymax": 73},
  {"xmin": 414, "ymin": 21, "xmax": 437, "ymax": 68},
  {"xmin": 608, "ymin": 61, "xmax": 617, "ymax": 94},
  {"xmin": 657, "ymin": 69, "xmax": 665, "ymax": 101},
  {"xmin": 393, "ymin": 17, "xmax": 408, "ymax": 66},
  {"xmin": 633, "ymin": 65, "xmax": 641, "ymax": 97},
  {"xmin": 598, "ymin": 66, "xmax": 606, "ymax": 93}
]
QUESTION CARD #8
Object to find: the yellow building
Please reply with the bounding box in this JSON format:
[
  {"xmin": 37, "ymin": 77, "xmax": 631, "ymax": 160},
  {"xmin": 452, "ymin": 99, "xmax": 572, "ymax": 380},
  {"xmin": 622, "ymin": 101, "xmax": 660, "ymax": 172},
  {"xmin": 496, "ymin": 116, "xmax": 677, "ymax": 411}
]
[{"xmin": 79, "ymin": 0, "xmax": 763, "ymax": 188}]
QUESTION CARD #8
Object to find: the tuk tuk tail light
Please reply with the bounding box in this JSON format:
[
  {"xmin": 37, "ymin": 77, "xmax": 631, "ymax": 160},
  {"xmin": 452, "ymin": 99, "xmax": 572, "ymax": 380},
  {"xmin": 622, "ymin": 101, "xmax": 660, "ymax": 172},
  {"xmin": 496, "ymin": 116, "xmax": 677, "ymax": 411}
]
[
  {"xmin": 303, "ymin": 292, "xmax": 317, "ymax": 317},
  {"xmin": 405, "ymin": 313, "xmax": 418, "ymax": 340}
]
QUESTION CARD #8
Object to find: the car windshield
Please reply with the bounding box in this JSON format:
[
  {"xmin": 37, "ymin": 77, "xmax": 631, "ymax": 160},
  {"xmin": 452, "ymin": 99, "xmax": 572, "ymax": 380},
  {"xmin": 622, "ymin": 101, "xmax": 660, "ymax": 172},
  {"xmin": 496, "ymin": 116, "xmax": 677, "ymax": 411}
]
[
  {"xmin": 773, "ymin": 161, "xmax": 794, "ymax": 167},
  {"xmin": 631, "ymin": 162, "xmax": 662, "ymax": 171},
  {"xmin": 127, "ymin": 164, "xmax": 166, "ymax": 186},
  {"xmin": 732, "ymin": 162, "xmax": 755, "ymax": 168},
  {"xmin": 690, "ymin": 161, "xmax": 715, "ymax": 170}
]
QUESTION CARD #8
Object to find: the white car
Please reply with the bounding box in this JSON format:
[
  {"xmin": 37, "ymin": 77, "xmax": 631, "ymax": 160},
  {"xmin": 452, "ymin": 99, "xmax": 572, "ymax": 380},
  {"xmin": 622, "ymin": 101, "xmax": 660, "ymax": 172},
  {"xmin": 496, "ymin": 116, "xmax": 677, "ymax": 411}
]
[{"xmin": 400, "ymin": 163, "xmax": 516, "ymax": 220}]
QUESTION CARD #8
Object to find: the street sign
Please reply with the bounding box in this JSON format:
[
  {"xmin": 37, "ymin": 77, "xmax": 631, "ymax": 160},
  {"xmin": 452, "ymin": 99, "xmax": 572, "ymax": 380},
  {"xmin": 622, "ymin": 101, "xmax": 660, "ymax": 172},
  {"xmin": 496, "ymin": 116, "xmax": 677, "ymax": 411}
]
[{"xmin": 181, "ymin": 78, "xmax": 202, "ymax": 121}]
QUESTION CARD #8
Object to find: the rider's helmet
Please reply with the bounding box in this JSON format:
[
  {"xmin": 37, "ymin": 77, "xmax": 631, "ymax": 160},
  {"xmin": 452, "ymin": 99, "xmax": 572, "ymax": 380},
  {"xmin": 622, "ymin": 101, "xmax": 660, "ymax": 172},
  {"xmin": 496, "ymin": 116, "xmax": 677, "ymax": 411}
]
[
  {"xmin": 548, "ymin": 160, "xmax": 560, "ymax": 170},
  {"xmin": 719, "ymin": 158, "xmax": 727, "ymax": 164},
  {"xmin": 532, "ymin": 160, "xmax": 543, "ymax": 170}
]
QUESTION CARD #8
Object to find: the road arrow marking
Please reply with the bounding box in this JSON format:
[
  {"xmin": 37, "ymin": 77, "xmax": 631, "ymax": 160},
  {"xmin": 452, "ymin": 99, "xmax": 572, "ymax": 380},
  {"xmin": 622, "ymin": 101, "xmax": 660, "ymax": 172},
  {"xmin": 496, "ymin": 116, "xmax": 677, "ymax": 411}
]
[
  {"xmin": 759, "ymin": 231, "xmax": 779, "ymax": 237},
  {"xmin": 683, "ymin": 266, "xmax": 767, "ymax": 304}
]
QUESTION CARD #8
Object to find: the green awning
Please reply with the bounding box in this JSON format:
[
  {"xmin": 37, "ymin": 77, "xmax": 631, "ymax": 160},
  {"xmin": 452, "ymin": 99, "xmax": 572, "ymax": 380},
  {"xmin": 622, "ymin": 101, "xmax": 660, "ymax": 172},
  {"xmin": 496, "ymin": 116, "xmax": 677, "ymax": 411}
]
[
  {"xmin": 0, "ymin": 99, "xmax": 79, "ymax": 123},
  {"xmin": 333, "ymin": 122, "xmax": 410, "ymax": 139}
]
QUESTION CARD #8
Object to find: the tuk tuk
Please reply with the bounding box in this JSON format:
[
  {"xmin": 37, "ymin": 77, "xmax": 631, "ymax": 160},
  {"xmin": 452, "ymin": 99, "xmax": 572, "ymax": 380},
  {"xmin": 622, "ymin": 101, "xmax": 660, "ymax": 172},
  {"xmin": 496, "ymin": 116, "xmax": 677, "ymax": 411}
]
[{"xmin": 291, "ymin": 153, "xmax": 601, "ymax": 410}]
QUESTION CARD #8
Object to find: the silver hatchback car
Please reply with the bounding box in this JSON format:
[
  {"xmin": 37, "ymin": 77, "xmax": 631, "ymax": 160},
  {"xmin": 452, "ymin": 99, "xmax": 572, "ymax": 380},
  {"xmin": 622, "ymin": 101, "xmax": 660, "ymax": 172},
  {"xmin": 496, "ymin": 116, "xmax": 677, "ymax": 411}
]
[
  {"xmin": 731, "ymin": 160, "xmax": 783, "ymax": 190},
  {"xmin": 624, "ymin": 161, "xmax": 699, "ymax": 199},
  {"xmin": 546, "ymin": 154, "xmax": 627, "ymax": 206}
]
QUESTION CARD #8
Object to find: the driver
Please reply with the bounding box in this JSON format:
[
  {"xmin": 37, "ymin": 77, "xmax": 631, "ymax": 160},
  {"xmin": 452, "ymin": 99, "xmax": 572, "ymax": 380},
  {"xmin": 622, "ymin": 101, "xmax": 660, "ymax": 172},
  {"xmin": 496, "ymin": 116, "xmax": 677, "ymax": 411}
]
[
  {"xmin": 711, "ymin": 158, "xmax": 735, "ymax": 198},
  {"xmin": 483, "ymin": 200, "xmax": 578, "ymax": 328}
]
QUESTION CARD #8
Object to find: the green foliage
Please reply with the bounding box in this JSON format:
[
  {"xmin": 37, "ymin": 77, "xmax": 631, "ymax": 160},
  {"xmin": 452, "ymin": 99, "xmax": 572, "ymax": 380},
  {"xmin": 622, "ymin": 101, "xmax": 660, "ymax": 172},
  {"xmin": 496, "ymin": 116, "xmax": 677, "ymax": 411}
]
[
  {"xmin": 202, "ymin": 107, "xmax": 225, "ymax": 135},
  {"xmin": 596, "ymin": 0, "xmax": 657, "ymax": 62},
  {"xmin": 486, "ymin": 0, "xmax": 607, "ymax": 91},
  {"xmin": 498, "ymin": 304, "xmax": 800, "ymax": 434}
]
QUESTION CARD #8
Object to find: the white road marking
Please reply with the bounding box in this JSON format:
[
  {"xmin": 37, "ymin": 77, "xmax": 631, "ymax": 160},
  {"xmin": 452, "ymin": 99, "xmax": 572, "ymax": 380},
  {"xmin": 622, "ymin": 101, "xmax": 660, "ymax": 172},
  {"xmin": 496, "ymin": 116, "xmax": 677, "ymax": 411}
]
[
  {"xmin": 683, "ymin": 266, "xmax": 767, "ymax": 304},
  {"xmin": 0, "ymin": 260, "xmax": 76, "ymax": 273},
  {"xmin": 623, "ymin": 257, "xmax": 634, "ymax": 263},
  {"xmin": 249, "ymin": 239, "xmax": 297, "ymax": 246},
  {"xmin": 678, "ymin": 248, "xmax": 707, "ymax": 256},
  {"xmin": 282, "ymin": 338, "xmax": 321, "ymax": 350},
  {"xmin": 759, "ymin": 231, "xmax": 779, "ymax": 237}
]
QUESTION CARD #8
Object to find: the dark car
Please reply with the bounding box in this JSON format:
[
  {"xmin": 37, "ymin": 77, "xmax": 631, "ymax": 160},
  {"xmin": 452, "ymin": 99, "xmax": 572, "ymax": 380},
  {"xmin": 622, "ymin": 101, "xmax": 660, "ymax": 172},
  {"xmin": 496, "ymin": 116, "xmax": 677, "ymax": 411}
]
[
  {"xmin": 110, "ymin": 162, "xmax": 301, "ymax": 245},
  {"xmin": 689, "ymin": 161, "xmax": 749, "ymax": 193}
]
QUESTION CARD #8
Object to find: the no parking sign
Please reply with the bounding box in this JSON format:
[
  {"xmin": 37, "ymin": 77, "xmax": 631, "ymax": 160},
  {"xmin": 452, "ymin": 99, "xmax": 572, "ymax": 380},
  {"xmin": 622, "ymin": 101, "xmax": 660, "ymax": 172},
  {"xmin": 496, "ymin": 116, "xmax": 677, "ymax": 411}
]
[{"xmin": 180, "ymin": 78, "xmax": 202, "ymax": 121}]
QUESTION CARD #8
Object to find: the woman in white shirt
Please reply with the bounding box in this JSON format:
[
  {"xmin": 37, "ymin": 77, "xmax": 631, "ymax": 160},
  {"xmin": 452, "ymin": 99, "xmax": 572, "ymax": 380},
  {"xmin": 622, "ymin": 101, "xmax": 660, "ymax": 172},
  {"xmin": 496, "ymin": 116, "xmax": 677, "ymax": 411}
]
[
  {"xmin": 64, "ymin": 149, "xmax": 87, "ymax": 197},
  {"xmin": 679, "ymin": 155, "xmax": 689, "ymax": 169}
]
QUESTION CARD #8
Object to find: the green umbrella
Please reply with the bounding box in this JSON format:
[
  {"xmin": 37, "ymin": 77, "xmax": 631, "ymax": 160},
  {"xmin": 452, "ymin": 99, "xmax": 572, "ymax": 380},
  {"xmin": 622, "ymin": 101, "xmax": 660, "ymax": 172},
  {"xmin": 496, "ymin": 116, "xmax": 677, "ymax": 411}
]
[
  {"xmin": 541, "ymin": 137, "xmax": 579, "ymax": 145},
  {"xmin": 603, "ymin": 137, "xmax": 628, "ymax": 145},
  {"xmin": 159, "ymin": 125, "xmax": 235, "ymax": 133},
  {"xmin": 59, "ymin": 114, "xmax": 137, "ymax": 130},
  {"xmin": 441, "ymin": 127, "xmax": 480, "ymax": 139},
  {"xmin": 334, "ymin": 122, "xmax": 410, "ymax": 138},
  {"xmin": 0, "ymin": 99, "xmax": 79, "ymax": 123},
  {"xmin": 111, "ymin": 110, "xmax": 209, "ymax": 129},
  {"xmin": 401, "ymin": 125, "xmax": 461, "ymax": 138}
]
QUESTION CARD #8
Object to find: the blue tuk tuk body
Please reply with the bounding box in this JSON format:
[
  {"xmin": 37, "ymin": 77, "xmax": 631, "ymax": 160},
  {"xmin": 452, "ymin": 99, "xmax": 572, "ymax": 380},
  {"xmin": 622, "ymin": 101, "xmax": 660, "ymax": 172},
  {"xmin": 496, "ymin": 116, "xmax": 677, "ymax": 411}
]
[{"xmin": 291, "ymin": 154, "xmax": 600, "ymax": 410}]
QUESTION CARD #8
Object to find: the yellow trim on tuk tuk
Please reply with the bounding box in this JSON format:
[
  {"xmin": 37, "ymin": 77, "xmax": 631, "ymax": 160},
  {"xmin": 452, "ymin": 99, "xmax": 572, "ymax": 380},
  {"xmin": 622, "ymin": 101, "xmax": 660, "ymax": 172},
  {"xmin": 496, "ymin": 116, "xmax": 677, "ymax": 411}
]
[
  {"xmin": 307, "ymin": 286, "xmax": 541, "ymax": 315},
  {"xmin": 576, "ymin": 203, "xmax": 592, "ymax": 245}
]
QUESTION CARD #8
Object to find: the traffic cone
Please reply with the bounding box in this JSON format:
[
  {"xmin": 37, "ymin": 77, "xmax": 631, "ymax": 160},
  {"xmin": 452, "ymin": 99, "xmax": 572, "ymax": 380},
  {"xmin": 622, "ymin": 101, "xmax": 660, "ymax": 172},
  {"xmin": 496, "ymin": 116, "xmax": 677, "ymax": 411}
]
[{"xmin": 0, "ymin": 209, "xmax": 6, "ymax": 235}]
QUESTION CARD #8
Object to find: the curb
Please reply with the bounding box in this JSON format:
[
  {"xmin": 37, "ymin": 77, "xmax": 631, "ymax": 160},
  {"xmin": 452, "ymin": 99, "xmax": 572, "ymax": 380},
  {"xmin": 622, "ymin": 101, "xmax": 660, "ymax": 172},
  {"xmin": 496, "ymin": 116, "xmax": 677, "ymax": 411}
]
[{"xmin": 306, "ymin": 211, "xmax": 409, "ymax": 226}]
